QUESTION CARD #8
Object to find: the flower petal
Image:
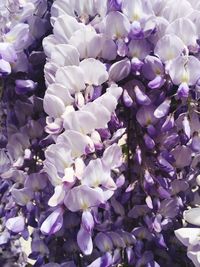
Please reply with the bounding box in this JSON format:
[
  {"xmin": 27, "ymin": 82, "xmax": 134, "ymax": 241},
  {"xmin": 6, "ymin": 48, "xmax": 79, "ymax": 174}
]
[{"xmin": 80, "ymin": 58, "xmax": 108, "ymax": 86}]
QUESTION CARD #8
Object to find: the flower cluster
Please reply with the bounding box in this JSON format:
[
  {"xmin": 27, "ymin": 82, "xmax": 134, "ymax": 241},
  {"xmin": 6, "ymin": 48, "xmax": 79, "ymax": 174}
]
[
  {"xmin": 1, "ymin": 0, "xmax": 200, "ymax": 266},
  {"xmin": 0, "ymin": 0, "xmax": 52, "ymax": 266}
]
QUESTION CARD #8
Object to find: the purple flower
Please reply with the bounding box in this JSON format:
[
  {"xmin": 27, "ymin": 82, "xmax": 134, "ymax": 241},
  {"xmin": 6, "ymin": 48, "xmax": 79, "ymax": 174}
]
[
  {"xmin": 2, "ymin": 0, "xmax": 200, "ymax": 265},
  {"xmin": 40, "ymin": 207, "xmax": 64, "ymax": 235},
  {"xmin": 64, "ymin": 185, "xmax": 104, "ymax": 212},
  {"xmin": 6, "ymin": 216, "xmax": 25, "ymax": 233}
]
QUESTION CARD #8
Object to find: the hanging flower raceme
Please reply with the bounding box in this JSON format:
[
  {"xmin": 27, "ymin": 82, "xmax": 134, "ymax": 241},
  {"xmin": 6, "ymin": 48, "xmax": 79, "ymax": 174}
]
[
  {"xmin": 0, "ymin": 1, "xmax": 52, "ymax": 266},
  {"xmin": 40, "ymin": 0, "xmax": 126, "ymax": 263}
]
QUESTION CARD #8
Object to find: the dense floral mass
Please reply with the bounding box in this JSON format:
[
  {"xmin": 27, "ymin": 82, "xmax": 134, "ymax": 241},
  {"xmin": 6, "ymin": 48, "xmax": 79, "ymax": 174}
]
[{"xmin": 1, "ymin": 0, "xmax": 200, "ymax": 266}]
